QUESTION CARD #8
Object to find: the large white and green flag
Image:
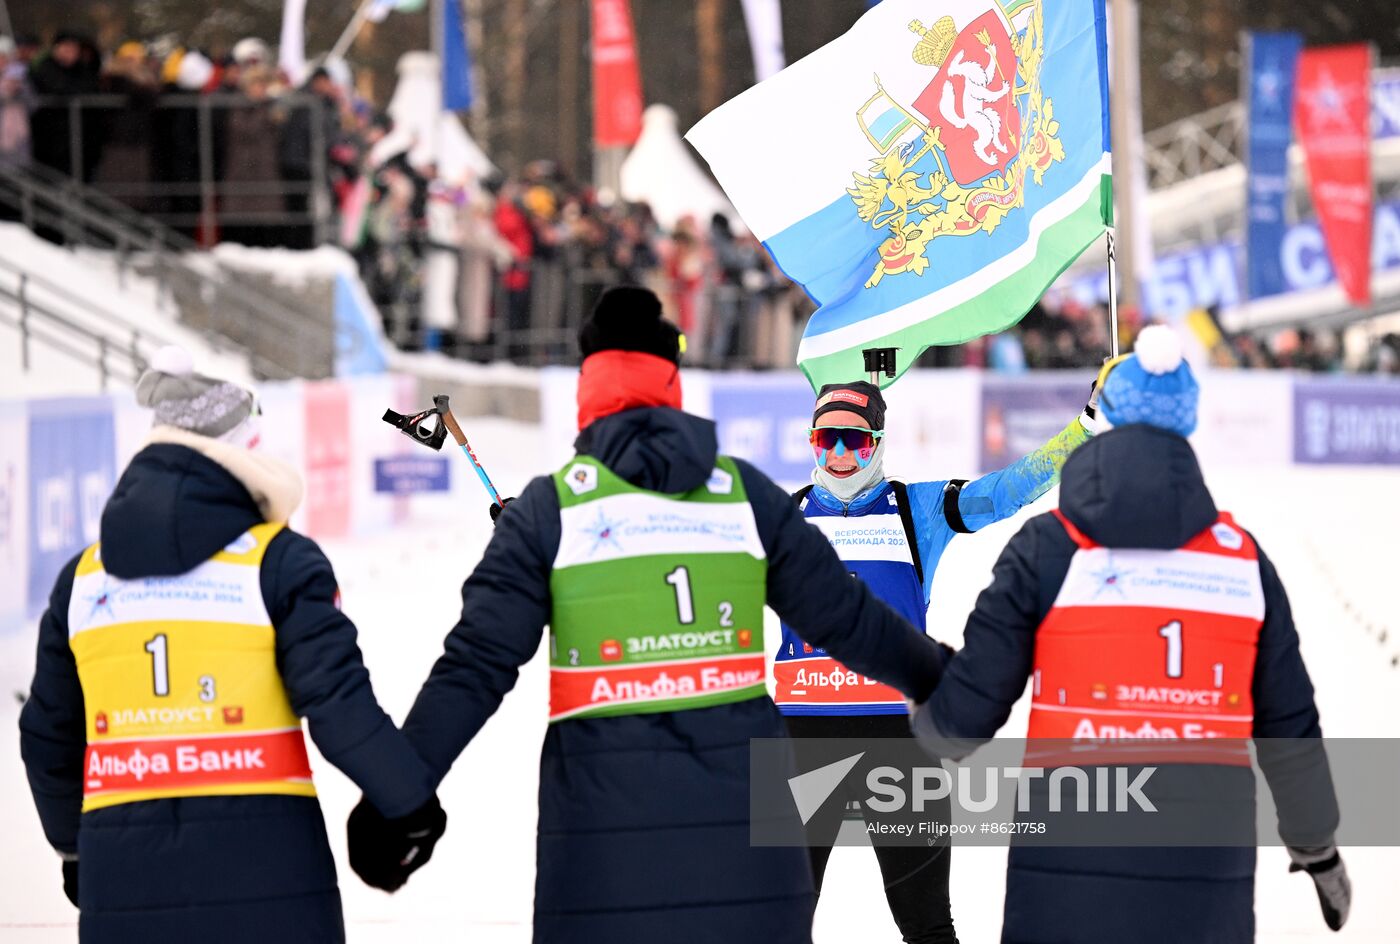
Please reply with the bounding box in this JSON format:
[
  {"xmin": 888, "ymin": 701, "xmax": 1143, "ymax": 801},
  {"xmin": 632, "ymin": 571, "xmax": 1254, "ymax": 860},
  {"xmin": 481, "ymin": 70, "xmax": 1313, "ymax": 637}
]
[{"xmin": 687, "ymin": 0, "xmax": 1112, "ymax": 389}]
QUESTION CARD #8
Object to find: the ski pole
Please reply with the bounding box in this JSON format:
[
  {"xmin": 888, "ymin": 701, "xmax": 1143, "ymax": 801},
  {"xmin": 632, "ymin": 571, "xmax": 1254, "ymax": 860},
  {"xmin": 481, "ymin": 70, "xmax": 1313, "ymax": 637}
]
[
  {"xmin": 382, "ymin": 394, "xmax": 504, "ymax": 507},
  {"xmin": 432, "ymin": 395, "xmax": 505, "ymax": 508}
]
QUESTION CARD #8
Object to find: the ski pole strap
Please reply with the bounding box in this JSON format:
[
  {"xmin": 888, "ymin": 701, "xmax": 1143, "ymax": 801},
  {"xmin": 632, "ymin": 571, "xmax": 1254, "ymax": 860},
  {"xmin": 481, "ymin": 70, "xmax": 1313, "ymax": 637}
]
[
  {"xmin": 382, "ymin": 407, "xmax": 448, "ymax": 451},
  {"xmin": 943, "ymin": 479, "xmax": 972, "ymax": 534}
]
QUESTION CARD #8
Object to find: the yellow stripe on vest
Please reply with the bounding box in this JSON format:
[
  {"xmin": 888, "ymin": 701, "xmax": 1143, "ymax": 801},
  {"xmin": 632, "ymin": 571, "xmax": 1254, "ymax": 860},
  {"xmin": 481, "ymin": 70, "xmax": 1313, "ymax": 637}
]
[{"xmin": 70, "ymin": 524, "xmax": 316, "ymax": 810}]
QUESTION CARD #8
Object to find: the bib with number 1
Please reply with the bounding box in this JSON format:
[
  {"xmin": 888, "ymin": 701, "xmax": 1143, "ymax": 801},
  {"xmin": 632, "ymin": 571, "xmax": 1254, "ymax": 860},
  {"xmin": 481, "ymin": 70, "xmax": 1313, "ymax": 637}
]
[
  {"xmin": 68, "ymin": 524, "xmax": 314, "ymax": 810},
  {"xmin": 548, "ymin": 456, "xmax": 768, "ymax": 722}
]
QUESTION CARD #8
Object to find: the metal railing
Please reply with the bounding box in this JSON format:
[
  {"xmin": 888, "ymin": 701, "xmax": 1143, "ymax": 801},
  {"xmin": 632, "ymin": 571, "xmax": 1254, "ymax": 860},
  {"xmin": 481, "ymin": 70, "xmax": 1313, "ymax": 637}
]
[
  {"xmin": 0, "ymin": 254, "xmax": 178, "ymax": 390},
  {"xmin": 30, "ymin": 91, "xmax": 332, "ymax": 246},
  {"xmin": 0, "ymin": 160, "xmax": 332, "ymax": 379},
  {"xmin": 1143, "ymin": 101, "xmax": 1246, "ymax": 191}
]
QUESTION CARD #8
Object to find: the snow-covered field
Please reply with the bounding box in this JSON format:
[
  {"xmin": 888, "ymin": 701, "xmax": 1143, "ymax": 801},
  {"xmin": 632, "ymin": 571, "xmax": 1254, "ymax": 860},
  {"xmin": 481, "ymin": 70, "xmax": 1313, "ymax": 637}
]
[{"xmin": 1, "ymin": 418, "xmax": 1396, "ymax": 942}]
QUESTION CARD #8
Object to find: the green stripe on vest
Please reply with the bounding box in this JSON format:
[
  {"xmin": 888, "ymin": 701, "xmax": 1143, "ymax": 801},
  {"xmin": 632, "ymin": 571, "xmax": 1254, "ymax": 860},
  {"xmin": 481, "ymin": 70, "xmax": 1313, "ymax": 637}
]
[{"xmin": 548, "ymin": 455, "xmax": 768, "ymax": 722}]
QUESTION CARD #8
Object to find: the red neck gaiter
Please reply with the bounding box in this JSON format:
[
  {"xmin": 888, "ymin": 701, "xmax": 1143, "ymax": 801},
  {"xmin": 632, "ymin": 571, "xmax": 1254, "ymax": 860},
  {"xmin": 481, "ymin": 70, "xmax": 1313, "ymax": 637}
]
[{"xmin": 577, "ymin": 350, "xmax": 683, "ymax": 430}]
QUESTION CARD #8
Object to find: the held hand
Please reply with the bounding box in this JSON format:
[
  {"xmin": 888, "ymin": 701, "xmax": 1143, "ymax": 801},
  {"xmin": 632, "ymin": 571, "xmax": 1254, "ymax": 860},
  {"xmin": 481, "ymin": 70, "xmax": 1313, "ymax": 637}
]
[
  {"xmin": 61, "ymin": 857, "xmax": 78, "ymax": 908},
  {"xmin": 348, "ymin": 795, "xmax": 448, "ymax": 892},
  {"xmin": 1289, "ymin": 847, "xmax": 1351, "ymax": 931},
  {"xmin": 489, "ymin": 497, "xmax": 516, "ymax": 526}
]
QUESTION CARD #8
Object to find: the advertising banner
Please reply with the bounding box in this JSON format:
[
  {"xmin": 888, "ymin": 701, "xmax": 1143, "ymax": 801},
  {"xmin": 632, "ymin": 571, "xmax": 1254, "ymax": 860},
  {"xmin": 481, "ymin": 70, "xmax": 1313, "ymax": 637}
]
[
  {"xmin": 979, "ymin": 377, "xmax": 1085, "ymax": 472},
  {"xmin": 27, "ymin": 398, "xmax": 115, "ymax": 615},
  {"xmin": 1375, "ymin": 71, "xmax": 1400, "ymax": 138},
  {"xmin": 1062, "ymin": 199, "xmax": 1400, "ymax": 318},
  {"xmin": 591, "ymin": 0, "xmax": 644, "ymax": 147},
  {"xmin": 1294, "ymin": 380, "xmax": 1400, "ymax": 465},
  {"xmin": 1294, "ymin": 44, "xmax": 1373, "ymax": 305},
  {"xmin": 709, "ymin": 375, "xmax": 817, "ymax": 487},
  {"xmin": 374, "ymin": 457, "xmax": 451, "ymax": 495},
  {"xmin": 1244, "ymin": 32, "xmax": 1302, "ymax": 301},
  {"xmin": 303, "ymin": 381, "xmax": 352, "ymax": 539},
  {"xmin": 257, "ymin": 381, "xmax": 309, "ymax": 533},
  {"xmin": 0, "ymin": 401, "xmax": 29, "ymax": 633},
  {"xmin": 1192, "ymin": 371, "xmax": 1293, "ymax": 469}
]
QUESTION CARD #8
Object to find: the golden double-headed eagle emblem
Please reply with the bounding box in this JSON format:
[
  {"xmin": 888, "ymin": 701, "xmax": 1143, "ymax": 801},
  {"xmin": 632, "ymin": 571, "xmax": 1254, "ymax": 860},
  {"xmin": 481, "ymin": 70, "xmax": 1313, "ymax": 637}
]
[{"xmin": 848, "ymin": 0, "xmax": 1064, "ymax": 289}]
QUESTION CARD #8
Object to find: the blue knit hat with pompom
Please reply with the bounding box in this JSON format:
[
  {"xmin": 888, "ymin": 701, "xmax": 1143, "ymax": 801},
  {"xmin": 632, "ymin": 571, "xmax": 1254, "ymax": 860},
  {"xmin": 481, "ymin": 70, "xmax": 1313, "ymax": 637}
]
[{"xmin": 1100, "ymin": 325, "xmax": 1199, "ymax": 437}]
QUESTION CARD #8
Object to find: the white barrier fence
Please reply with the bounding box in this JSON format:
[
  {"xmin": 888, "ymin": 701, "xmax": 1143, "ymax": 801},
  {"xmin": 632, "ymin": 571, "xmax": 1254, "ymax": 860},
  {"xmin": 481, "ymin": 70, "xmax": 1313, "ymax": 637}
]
[{"xmin": 4, "ymin": 369, "xmax": 1399, "ymax": 635}]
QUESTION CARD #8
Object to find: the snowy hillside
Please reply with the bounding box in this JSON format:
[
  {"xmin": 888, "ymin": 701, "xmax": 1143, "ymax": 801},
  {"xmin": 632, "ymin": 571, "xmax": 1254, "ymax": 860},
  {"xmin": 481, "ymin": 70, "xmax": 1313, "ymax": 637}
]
[{"xmin": 0, "ymin": 223, "xmax": 252, "ymax": 398}]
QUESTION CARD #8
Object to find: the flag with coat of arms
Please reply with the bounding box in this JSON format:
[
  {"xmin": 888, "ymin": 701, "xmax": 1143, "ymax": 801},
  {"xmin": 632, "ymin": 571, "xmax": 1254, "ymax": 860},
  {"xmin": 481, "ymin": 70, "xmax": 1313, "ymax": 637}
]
[{"xmin": 687, "ymin": 0, "xmax": 1112, "ymax": 389}]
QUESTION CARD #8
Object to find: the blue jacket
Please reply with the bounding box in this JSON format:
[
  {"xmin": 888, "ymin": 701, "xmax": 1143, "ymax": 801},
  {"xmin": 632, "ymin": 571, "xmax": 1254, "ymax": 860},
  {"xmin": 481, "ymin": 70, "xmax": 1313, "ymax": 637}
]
[
  {"xmin": 399, "ymin": 406, "xmax": 948, "ymax": 943},
  {"xmin": 19, "ymin": 442, "xmax": 433, "ymax": 944},
  {"xmin": 916, "ymin": 425, "xmax": 1335, "ymax": 944},
  {"xmin": 777, "ymin": 417, "xmax": 1090, "ymax": 715}
]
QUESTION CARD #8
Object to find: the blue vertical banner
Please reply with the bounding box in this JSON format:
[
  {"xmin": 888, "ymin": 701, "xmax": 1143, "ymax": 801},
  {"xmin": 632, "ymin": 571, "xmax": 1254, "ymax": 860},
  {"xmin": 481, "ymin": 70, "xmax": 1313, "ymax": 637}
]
[
  {"xmin": 27, "ymin": 399, "xmax": 116, "ymax": 615},
  {"xmin": 1245, "ymin": 31, "xmax": 1302, "ymax": 301},
  {"xmin": 442, "ymin": 0, "xmax": 473, "ymax": 111}
]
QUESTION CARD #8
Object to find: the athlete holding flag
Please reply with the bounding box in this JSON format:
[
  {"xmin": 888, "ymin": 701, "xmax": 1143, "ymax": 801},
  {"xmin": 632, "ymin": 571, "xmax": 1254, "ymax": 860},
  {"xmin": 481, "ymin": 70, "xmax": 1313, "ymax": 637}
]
[{"xmin": 778, "ymin": 373, "xmax": 1097, "ymax": 943}]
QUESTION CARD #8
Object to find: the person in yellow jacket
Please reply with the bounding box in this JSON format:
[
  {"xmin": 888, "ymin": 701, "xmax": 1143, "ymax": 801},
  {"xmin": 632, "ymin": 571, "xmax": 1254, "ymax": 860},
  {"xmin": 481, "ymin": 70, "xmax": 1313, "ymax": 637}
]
[{"xmin": 20, "ymin": 348, "xmax": 445, "ymax": 943}]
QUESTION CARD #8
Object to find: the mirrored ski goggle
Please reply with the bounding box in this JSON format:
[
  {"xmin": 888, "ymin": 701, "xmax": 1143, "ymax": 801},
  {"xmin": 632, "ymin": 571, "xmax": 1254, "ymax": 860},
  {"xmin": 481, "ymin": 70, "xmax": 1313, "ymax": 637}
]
[{"xmin": 808, "ymin": 426, "xmax": 884, "ymax": 454}]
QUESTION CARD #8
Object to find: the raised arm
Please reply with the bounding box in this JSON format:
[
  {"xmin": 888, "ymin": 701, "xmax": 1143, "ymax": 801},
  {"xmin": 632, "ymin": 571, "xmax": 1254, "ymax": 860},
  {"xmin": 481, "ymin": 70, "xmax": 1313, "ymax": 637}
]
[{"xmin": 914, "ymin": 413, "xmax": 1091, "ymax": 539}]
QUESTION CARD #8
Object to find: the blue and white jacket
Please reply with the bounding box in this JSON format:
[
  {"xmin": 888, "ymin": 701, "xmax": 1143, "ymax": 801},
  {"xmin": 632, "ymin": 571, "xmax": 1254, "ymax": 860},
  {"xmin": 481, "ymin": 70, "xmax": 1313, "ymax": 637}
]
[{"xmin": 775, "ymin": 416, "xmax": 1092, "ymax": 716}]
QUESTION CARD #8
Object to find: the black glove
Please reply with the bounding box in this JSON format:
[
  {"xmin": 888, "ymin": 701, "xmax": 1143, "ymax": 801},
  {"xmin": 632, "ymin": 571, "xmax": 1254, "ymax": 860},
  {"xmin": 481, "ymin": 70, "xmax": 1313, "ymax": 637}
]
[
  {"xmin": 61, "ymin": 857, "xmax": 78, "ymax": 908},
  {"xmin": 347, "ymin": 794, "xmax": 447, "ymax": 892},
  {"xmin": 488, "ymin": 497, "xmax": 515, "ymax": 525},
  {"xmin": 1289, "ymin": 846, "xmax": 1351, "ymax": 931}
]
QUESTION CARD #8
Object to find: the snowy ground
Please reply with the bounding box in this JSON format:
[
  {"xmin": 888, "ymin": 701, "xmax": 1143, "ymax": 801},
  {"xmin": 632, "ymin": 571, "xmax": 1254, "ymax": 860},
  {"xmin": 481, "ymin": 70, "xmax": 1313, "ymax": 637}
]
[{"xmin": 1, "ymin": 418, "xmax": 1397, "ymax": 941}]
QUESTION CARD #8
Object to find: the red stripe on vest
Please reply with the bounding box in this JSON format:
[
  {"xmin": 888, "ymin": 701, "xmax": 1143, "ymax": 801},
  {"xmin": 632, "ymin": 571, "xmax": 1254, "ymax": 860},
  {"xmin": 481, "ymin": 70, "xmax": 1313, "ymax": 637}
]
[
  {"xmin": 1050, "ymin": 508, "xmax": 1097, "ymax": 548},
  {"xmin": 83, "ymin": 729, "xmax": 312, "ymax": 797},
  {"xmin": 549, "ymin": 654, "xmax": 765, "ymax": 721},
  {"xmin": 1028, "ymin": 512, "xmax": 1263, "ymax": 766},
  {"xmin": 773, "ymin": 656, "xmax": 905, "ymax": 708}
]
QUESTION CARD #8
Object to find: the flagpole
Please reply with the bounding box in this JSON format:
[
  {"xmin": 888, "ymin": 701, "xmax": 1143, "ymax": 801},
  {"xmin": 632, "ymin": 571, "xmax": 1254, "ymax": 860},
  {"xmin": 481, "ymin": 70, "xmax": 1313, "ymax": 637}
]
[
  {"xmin": 1105, "ymin": 229, "xmax": 1120, "ymax": 359},
  {"xmin": 331, "ymin": 0, "xmax": 380, "ymax": 62},
  {"xmin": 1108, "ymin": 0, "xmax": 1142, "ymax": 314}
]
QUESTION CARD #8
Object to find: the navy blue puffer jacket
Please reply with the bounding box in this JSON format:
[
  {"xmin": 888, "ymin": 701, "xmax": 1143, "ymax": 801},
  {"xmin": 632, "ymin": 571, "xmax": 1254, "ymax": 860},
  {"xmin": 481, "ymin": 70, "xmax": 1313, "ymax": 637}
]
[
  {"xmin": 401, "ymin": 406, "xmax": 949, "ymax": 943},
  {"xmin": 20, "ymin": 441, "xmax": 433, "ymax": 943},
  {"xmin": 916, "ymin": 425, "xmax": 1336, "ymax": 944}
]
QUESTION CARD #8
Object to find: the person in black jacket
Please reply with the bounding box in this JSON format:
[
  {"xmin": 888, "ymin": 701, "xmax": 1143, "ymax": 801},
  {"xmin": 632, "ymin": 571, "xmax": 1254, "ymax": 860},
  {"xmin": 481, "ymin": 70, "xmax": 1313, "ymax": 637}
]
[
  {"xmin": 19, "ymin": 347, "xmax": 445, "ymax": 943},
  {"xmin": 27, "ymin": 33, "xmax": 101, "ymax": 182},
  {"xmin": 911, "ymin": 326, "xmax": 1350, "ymax": 943},
  {"xmin": 348, "ymin": 287, "xmax": 952, "ymax": 943}
]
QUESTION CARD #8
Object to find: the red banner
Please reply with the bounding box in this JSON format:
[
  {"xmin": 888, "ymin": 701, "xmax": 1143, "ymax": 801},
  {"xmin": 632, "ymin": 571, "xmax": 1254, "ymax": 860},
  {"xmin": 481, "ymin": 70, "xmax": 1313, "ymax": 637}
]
[
  {"xmin": 304, "ymin": 381, "xmax": 352, "ymax": 539},
  {"xmin": 1294, "ymin": 44, "xmax": 1373, "ymax": 305},
  {"xmin": 591, "ymin": 0, "xmax": 643, "ymax": 147}
]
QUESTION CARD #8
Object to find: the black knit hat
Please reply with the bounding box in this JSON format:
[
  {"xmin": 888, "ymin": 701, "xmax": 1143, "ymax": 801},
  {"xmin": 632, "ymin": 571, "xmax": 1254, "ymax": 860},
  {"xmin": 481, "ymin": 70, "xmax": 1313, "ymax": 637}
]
[
  {"xmin": 812, "ymin": 380, "xmax": 886, "ymax": 430},
  {"xmin": 579, "ymin": 286, "xmax": 683, "ymax": 365}
]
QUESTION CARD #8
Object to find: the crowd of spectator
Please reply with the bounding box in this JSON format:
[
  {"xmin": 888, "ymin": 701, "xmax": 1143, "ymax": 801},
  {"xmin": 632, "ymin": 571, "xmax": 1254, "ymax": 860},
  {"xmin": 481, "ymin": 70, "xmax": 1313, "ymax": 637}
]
[
  {"xmin": 2, "ymin": 31, "xmax": 341, "ymax": 247},
  {"xmin": 370, "ymin": 159, "xmax": 815, "ymax": 367},
  {"xmin": 4, "ymin": 31, "xmax": 1399, "ymax": 374}
]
